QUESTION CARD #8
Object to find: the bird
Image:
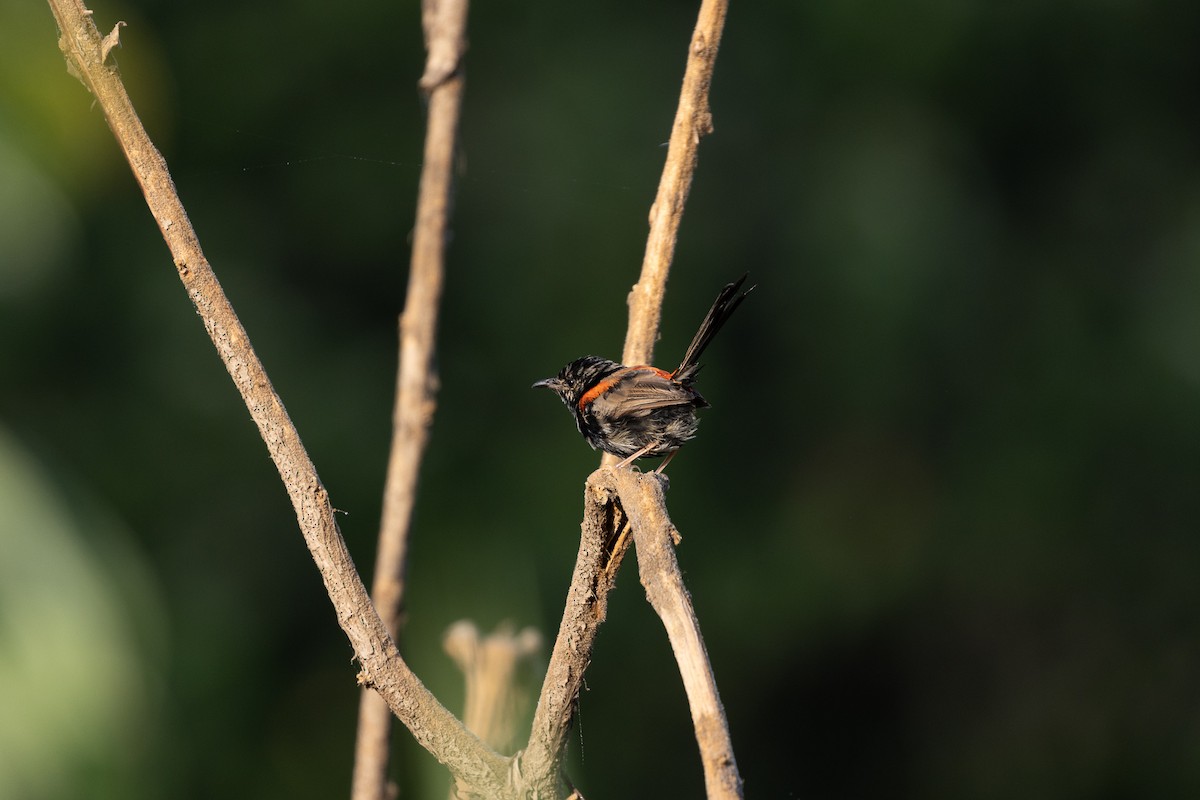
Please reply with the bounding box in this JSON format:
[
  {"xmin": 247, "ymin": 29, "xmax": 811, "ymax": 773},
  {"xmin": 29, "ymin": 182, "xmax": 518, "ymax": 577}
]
[{"xmin": 533, "ymin": 275, "xmax": 753, "ymax": 472}]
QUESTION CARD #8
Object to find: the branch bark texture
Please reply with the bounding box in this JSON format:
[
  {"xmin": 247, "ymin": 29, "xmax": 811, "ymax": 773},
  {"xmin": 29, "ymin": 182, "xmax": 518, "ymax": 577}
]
[
  {"xmin": 522, "ymin": 469, "xmax": 743, "ymax": 799},
  {"xmin": 47, "ymin": 0, "xmax": 506, "ymax": 794},
  {"xmin": 352, "ymin": 1, "xmax": 469, "ymax": 797},
  {"xmin": 518, "ymin": 474, "xmax": 626, "ymax": 797}
]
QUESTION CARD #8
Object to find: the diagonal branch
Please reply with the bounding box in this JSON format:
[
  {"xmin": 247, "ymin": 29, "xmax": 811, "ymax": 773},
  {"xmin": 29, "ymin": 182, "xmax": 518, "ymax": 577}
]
[
  {"xmin": 518, "ymin": 472, "xmax": 628, "ymax": 798},
  {"xmin": 46, "ymin": 0, "xmax": 506, "ymax": 793},
  {"xmin": 608, "ymin": 469, "xmax": 743, "ymax": 799},
  {"xmin": 351, "ymin": 1, "xmax": 469, "ymax": 798}
]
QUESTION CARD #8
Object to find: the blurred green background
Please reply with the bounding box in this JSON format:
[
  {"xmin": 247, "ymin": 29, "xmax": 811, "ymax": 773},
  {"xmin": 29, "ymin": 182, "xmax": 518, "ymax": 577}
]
[{"xmin": 3, "ymin": 0, "xmax": 1200, "ymax": 797}]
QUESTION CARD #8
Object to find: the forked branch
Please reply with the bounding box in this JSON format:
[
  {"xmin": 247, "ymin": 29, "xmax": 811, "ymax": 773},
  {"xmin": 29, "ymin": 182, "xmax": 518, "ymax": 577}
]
[
  {"xmin": 47, "ymin": 0, "xmax": 739, "ymax": 795},
  {"xmin": 46, "ymin": 0, "xmax": 506, "ymax": 794}
]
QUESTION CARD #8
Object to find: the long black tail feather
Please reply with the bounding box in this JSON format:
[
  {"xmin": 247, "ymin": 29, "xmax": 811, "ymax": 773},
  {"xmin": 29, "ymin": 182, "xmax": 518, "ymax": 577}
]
[{"xmin": 673, "ymin": 273, "xmax": 754, "ymax": 382}]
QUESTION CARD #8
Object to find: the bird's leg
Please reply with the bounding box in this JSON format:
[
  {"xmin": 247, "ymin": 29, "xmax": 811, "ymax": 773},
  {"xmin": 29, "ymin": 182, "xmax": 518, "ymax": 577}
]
[
  {"xmin": 653, "ymin": 449, "xmax": 679, "ymax": 474},
  {"xmin": 613, "ymin": 442, "xmax": 657, "ymax": 469}
]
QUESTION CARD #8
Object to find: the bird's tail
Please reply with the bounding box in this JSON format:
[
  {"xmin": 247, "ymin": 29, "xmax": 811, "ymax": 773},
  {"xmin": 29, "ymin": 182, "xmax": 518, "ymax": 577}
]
[{"xmin": 673, "ymin": 273, "xmax": 754, "ymax": 382}]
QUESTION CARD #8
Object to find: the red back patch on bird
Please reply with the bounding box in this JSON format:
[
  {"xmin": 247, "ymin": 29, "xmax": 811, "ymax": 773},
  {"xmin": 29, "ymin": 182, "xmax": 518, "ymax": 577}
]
[{"xmin": 576, "ymin": 366, "xmax": 672, "ymax": 411}]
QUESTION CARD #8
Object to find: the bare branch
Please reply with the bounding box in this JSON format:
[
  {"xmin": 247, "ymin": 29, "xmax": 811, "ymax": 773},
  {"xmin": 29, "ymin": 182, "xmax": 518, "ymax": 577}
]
[
  {"xmin": 608, "ymin": 469, "xmax": 743, "ymax": 799},
  {"xmin": 46, "ymin": 0, "xmax": 505, "ymax": 793},
  {"xmin": 352, "ymin": 1, "xmax": 469, "ymax": 797},
  {"xmin": 522, "ymin": 469, "xmax": 742, "ymax": 798},
  {"xmin": 602, "ymin": 0, "xmax": 730, "ymax": 469},
  {"xmin": 620, "ymin": 0, "xmax": 730, "ymax": 368},
  {"xmin": 518, "ymin": 473, "xmax": 628, "ymax": 797}
]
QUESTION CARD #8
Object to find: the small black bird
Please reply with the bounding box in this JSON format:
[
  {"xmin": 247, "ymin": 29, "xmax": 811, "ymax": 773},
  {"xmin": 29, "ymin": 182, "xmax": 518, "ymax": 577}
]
[{"xmin": 533, "ymin": 275, "xmax": 753, "ymax": 472}]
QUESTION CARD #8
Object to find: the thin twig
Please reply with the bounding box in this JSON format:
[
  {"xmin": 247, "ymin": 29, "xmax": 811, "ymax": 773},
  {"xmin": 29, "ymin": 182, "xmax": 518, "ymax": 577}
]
[
  {"xmin": 46, "ymin": 1, "xmax": 506, "ymax": 794},
  {"xmin": 351, "ymin": 2, "xmax": 469, "ymax": 798}
]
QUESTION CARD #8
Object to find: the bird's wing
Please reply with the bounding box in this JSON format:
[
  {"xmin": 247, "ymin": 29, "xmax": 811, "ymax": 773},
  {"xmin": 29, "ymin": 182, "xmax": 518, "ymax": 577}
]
[{"xmin": 588, "ymin": 369, "xmax": 700, "ymax": 417}]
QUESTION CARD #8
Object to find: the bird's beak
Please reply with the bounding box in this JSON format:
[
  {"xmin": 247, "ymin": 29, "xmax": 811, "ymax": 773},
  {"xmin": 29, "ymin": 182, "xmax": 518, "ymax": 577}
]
[{"xmin": 532, "ymin": 377, "xmax": 559, "ymax": 390}]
